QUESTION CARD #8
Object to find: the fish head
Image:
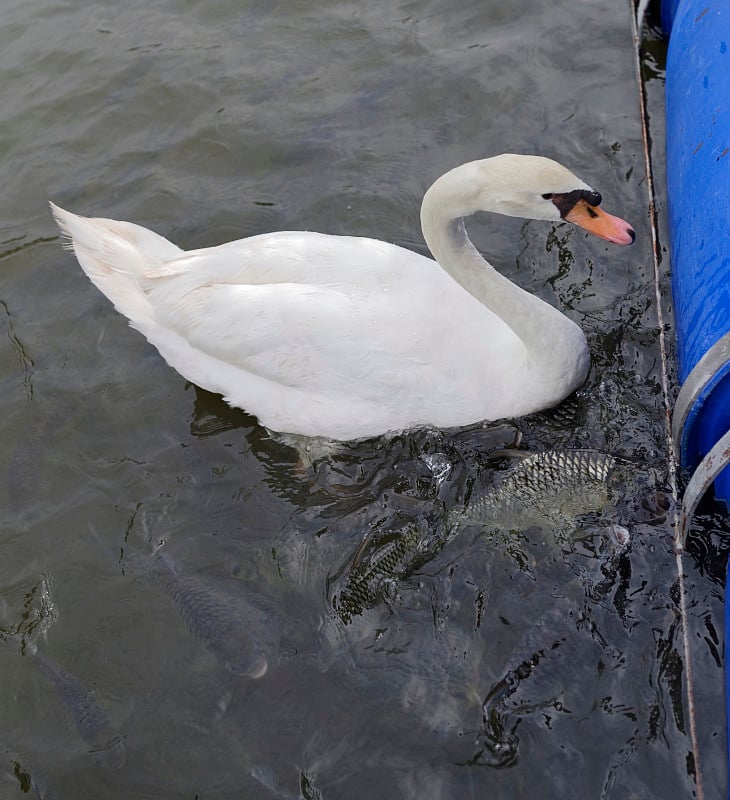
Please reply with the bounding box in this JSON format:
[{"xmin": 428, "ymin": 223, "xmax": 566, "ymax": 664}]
[{"xmin": 226, "ymin": 651, "xmax": 268, "ymax": 679}]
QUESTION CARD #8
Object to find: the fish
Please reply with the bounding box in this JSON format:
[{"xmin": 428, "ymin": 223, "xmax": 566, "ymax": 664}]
[
  {"xmin": 0, "ymin": 575, "xmax": 125, "ymax": 771},
  {"xmin": 123, "ymin": 550, "xmax": 273, "ymax": 678},
  {"xmin": 477, "ymin": 605, "xmax": 572, "ymax": 768},
  {"xmin": 333, "ymin": 451, "xmax": 619, "ymax": 622},
  {"xmin": 476, "ymin": 516, "xmax": 630, "ymax": 769},
  {"xmin": 450, "ymin": 449, "xmax": 618, "ymax": 533},
  {"xmin": 332, "ymin": 524, "xmax": 435, "ymax": 623},
  {"xmin": 29, "ymin": 647, "xmax": 126, "ymax": 771},
  {"xmin": 328, "ymin": 450, "xmax": 620, "ymax": 628}
]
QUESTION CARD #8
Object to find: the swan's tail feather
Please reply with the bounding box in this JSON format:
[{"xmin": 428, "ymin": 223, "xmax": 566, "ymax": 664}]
[{"xmin": 49, "ymin": 202, "xmax": 183, "ymax": 323}]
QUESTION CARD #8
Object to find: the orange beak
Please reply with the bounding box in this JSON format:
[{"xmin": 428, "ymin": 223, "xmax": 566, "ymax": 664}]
[{"xmin": 564, "ymin": 199, "xmax": 635, "ymax": 246}]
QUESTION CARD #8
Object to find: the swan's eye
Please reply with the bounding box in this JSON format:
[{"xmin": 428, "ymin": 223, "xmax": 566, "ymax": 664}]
[
  {"xmin": 586, "ymin": 191, "xmax": 602, "ymax": 207},
  {"xmin": 542, "ymin": 193, "xmax": 553, "ymax": 200}
]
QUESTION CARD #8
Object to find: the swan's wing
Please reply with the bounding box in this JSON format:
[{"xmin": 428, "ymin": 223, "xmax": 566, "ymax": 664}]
[
  {"xmin": 135, "ymin": 231, "xmax": 457, "ymax": 393},
  {"xmin": 150, "ymin": 280, "xmax": 368, "ymax": 389}
]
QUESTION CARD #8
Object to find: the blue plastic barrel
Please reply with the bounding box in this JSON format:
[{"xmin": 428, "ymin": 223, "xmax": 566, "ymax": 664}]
[
  {"xmin": 660, "ymin": 0, "xmax": 682, "ymax": 31},
  {"xmin": 663, "ymin": 3, "xmax": 730, "ymax": 796},
  {"xmin": 664, "ymin": 0, "xmax": 730, "ymax": 507}
]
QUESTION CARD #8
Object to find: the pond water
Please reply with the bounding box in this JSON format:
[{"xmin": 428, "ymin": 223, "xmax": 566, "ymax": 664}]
[{"xmin": 1, "ymin": 1, "xmax": 727, "ymax": 798}]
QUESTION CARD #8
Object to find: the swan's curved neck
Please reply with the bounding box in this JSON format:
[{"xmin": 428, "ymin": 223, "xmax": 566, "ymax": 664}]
[{"xmin": 419, "ymin": 163, "xmax": 575, "ymax": 355}]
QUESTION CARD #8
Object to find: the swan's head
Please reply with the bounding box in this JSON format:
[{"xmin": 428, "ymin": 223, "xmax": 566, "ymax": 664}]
[{"xmin": 430, "ymin": 154, "xmax": 635, "ymax": 246}]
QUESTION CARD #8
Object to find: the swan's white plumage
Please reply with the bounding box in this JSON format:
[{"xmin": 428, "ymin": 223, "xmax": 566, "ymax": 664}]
[{"xmin": 50, "ymin": 154, "xmax": 633, "ymax": 440}]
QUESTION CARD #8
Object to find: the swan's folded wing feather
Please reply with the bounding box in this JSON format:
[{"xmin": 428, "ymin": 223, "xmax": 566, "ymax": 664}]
[{"xmin": 149, "ymin": 281, "xmax": 367, "ymax": 389}]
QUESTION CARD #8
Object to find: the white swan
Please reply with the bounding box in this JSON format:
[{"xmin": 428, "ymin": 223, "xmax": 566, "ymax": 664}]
[{"xmin": 50, "ymin": 154, "xmax": 634, "ymax": 440}]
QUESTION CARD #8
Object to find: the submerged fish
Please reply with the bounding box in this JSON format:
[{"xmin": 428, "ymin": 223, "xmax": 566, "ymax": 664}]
[
  {"xmin": 0, "ymin": 576, "xmax": 125, "ymax": 771},
  {"xmin": 477, "ymin": 605, "xmax": 570, "ymax": 768},
  {"xmin": 29, "ymin": 647, "xmax": 126, "ymax": 771},
  {"xmin": 451, "ymin": 449, "xmax": 618, "ymax": 532},
  {"xmin": 330, "ymin": 451, "xmax": 620, "ymax": 624},
  {"xmin": 333, "ymin": 524, "xmax": 434, "ymax": 624},
  {"xmin": 123, "ymin": 550, "xmax": 273, "ymax": 678}
]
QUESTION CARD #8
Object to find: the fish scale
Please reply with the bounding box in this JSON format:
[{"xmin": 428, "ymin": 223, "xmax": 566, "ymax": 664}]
[
  {"xmin": 335, "ymin": 526, "xmax": 424, "ymax": 623},
  {"xmin": 123, "ymin": 550, "xmax": 273, "ymax": 679},
  {"xmin": 334, "ymin": 450, "xmax": 618, "ymax": 623},
  {"xmin": 457, "ymin": 450, "xmax": 617, "ymax": 526},
  {"xmin": 30, "ymin": 648, "xmax": 126, "ymax": 771}
]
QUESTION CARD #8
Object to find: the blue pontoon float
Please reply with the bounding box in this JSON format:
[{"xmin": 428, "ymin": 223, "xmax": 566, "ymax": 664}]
[
  {"xmin": 662, "ymin": 2, "xmax": 730, "ymax": 797},
  {"xmin": 663, "ymin": 0, "xmax": 730, "ymax": 522}
]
